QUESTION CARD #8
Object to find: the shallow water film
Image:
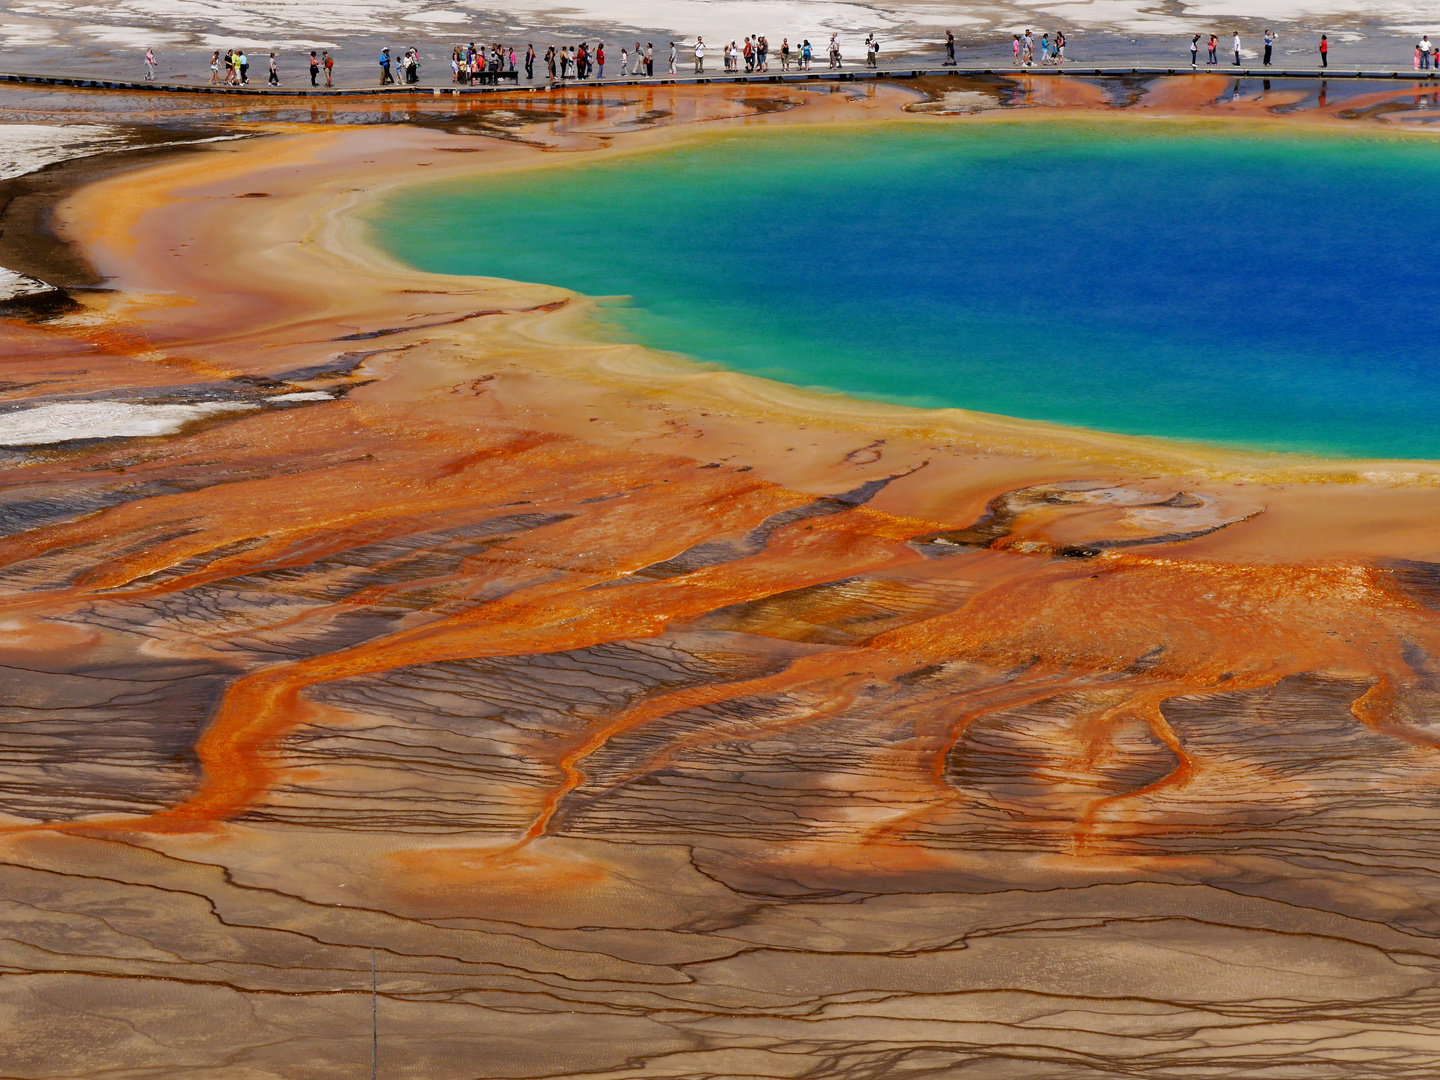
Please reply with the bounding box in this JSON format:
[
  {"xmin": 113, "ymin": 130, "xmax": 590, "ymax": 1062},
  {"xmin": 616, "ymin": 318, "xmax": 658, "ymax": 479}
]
[{"xmin": 7, "ymin": 78, "xmax": 1440, "ymax": 1080}]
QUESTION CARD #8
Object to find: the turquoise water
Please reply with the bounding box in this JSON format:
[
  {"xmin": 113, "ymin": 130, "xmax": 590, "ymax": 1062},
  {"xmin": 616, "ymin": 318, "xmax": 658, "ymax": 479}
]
[{"xmin": 373, "ymin": 122, "xmax": 1440, "ymax": 459}]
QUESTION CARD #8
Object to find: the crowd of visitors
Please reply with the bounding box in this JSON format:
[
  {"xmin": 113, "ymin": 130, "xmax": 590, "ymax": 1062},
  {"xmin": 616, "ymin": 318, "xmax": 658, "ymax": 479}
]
[
  {"xmin": 142, "ymin": 28, "xmax": 1440, "ymax": 88},
  {"xmin": 1010, "ymin": 30, "xmax": 1067, "ymax": 66},
  {"xmin": 1187, "ymin": 31, "xmax": 1333, "ymax": 68}
]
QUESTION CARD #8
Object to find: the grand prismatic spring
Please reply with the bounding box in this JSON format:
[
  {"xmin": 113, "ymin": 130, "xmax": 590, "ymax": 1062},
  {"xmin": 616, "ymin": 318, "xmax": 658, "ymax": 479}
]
[{"xmin": 3, "ymin": 73, "xmax": 1440, "ymax": 1079}]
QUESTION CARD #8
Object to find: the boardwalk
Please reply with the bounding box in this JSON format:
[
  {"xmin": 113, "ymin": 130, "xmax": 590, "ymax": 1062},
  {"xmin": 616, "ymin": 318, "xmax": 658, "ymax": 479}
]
[{"xmin": 2, "ymin": 63, "xmax": 1438, "ymax": 97}]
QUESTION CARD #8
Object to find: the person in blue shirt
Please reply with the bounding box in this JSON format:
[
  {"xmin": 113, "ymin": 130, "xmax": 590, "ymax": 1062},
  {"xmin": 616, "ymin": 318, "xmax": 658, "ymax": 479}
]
[{"xmin": 379, "ymin": 47, "xmax": 394, "ymax": 85}]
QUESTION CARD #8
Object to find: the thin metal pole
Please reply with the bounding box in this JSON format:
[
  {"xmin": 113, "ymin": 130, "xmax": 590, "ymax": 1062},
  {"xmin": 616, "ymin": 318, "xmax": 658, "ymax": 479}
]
[{"xmin": 371, "ymin": 946, "xmax": 378, "ymax": 1080}]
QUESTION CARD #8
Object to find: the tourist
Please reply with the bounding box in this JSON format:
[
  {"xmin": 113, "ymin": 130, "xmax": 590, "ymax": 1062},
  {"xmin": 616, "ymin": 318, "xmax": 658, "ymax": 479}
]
[
  {"xmin": 744, "ymin": 36, "xmax": 753, "ymax": 72},
  {"xmin": 267, "ymin": 52, "xmax": 279, "ymax": 86},
  {"xmin": 1190, "ymin": 34, "xmax": 1199, "ymax": 68},
  {"xmin": 945, "ymin": 30, "xmax": 956, "ymax": 66},
  {"xmin": 324, "ymin": 50, "xmax": 333, "ymax": 86},
  {"xmin": 1263, "ymin": 29, "xmax": 1274, "ymax": 65},
  {"xmin": 694, "ymin": 36, "xmax": 705, "ymax": 73},
  {"xmin": 237, "ymin": 49, "xmax": 249, "ymax": 84},
  {"xmin": 1422, "ymin": 36, "xmax": 1433, "ymax": 70},
  {"xmin": 1055, "ymin": 31, "xmax": 1065, "ymax": 64},
  {"xmin": 1012, "ymin": 35, "xmax": 1021, "ymax": 65},
  {"xmin": 1232, "ymin": 31, "xmax": 1241, "ymax": 66},
  {"xmin": 866, "ymin": 34, "xmax": 878, "ymax": 68},
  {"xmin": 309, "ymin": 51, "xmax": 319, "ymax": 86},
  {"xmin": 1039, "ymin": 34, "xmax": 1051, "ymax": 64},
  {"xmin": 781, "ymin": 38, "xmax": 791, "ymax": 70},
  {"xmin": 1207, "ymin": 34, "xmax": 1218, "ymax": 65},
  {"xmin": 1319, "ymin": 34, "xmax": 1328, "ymax": 67},
  {"xmin": 1024, "ymin": 29, "xmax": 1034, "ymax": 63},
  {"xmin": 525, "ymin": 44, "xmax": 535, "ymax": 80},
  {"xmin": 379, "ymin": 47, "xmax": 393, "ymax": 85},
  {"xmin": 829, "ymin": 34, "xmax": 841, "ymax": 68},
  {"xmin": 593, "ymin": 42, "xmax": 602, "ymax": 78},
  {"xmin": 144, "ymin": 47, "xmax": 156, "ymax": 80},
  {"xmin": 646, "ymin": 43, "xmax": 654, "ymax": 76},
  {"xmin": 669, "ymin": 42, "xmax": 677, "ymax": 74},
  {"xmin": 758, "ymin": 36, "xmax": 768, "ymax": 72},
  {"xmin": 210, "ymin": 50, "xmax": 221, "ymax": 84}
]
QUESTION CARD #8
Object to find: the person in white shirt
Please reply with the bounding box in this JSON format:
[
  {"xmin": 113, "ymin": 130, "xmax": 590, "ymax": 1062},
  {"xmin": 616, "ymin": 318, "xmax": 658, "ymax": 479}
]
[
  {"xmin": 694, "ymin": 36, "xmax": 705, "ymax": 73},
  {"xmin": 619, "ymin": 45, "xmax": 628, "ymax": 75},
  {"xmin": 668, "ymin": 41, "xmax": 676, "ymax": 73},
  {"xmin": 1422, "ymin": 36, "xmax": 1433, "ymax": 70},
  {"xmin": 1233, "ymin": 31, "xmax": 1242, "ymax": 65}
]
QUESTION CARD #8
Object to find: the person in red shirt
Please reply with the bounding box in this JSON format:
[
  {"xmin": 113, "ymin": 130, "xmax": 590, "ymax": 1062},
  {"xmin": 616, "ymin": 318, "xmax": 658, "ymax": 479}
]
[{"xmin": 1319, "ymin": 34, "xmax": 1328, "ymax": 67}]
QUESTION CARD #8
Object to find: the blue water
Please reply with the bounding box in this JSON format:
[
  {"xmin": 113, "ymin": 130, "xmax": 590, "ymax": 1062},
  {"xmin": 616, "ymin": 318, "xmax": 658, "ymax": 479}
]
[{"xmin": 373, "ymin": 122, "xmax": 1440, "ymax": 459}]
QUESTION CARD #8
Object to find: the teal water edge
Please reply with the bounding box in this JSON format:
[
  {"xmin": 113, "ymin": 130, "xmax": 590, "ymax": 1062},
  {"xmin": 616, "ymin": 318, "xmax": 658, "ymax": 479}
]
[{"xmin": 372, "ymin": 122, "xmax": 1440, "ymax": 460}]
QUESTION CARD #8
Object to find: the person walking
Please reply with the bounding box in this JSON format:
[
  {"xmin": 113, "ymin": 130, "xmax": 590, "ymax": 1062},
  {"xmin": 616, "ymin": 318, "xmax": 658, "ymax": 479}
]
[
  {"xmin": 801, "ymin": 39, "xmax": 812, "ymax": 69},
  {"xmin": 1318, "ymin": 34, "xmax": 1328, "ymax": 67},
  {"xmin": 525, "ymin": 44, "xmax": 535, "ymax": 79},
  {"xmin": 309, "ymin": 50, "xmax": 319, "ymax": 86},
  {"xmin": 323, "ymin": 50, "xmax": 333, "ymax": 86},
  {"xmin": 210, "ymin": 50, "xmax": 221, "ymax": 84},
  {"xmin": 238, "ymin": 49, "xmax": 249, "ymax": 84},
  {"xmin": 144, "ymin": 47, "xmax": 156, "ymax": 80},
  {"xmin": 267, "ymin": 51, "xmax": 279, "ymax": 85},
  {"xmin": 668, "ymin": 41, "xmax": 676, "ymax": 74},
  {"xmin": 1263, "ymin": 29, "xmax": 1273, "ymax": 65},
  {"xmin": 594, "ymin": 42, "xmax": 604, "ymax": 78},
  {"xmin": 1055, "ymin": 30, "xmax": 1065, "ymax": 64},
  {"xmin": 1012, "ymin": 34, "xmax": 1021, "ymax": 65},
  {"xmin": 1232, "ymin": 31, "xmax": 1242, "ymax": 65},
  {"xmin": 944, "ymin": 30, "xmax": 956, "ymax": 65},
  {"xmin": 694, "ymin": 36, "xmax": 705, "ymax": 73}
]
